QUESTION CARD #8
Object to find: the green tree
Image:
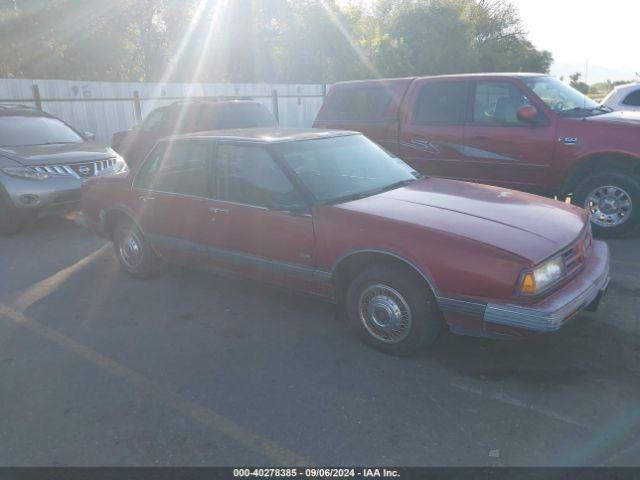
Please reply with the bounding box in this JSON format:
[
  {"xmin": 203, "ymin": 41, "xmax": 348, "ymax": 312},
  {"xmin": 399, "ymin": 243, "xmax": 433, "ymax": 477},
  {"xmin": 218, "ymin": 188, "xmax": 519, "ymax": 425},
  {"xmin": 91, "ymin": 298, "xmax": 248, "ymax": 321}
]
[
  {"xmin": 569, "ymin": 72, "xmax": 589, "ymax": 94},
  {"xmin": 0, "ymin": 0, "xmax": 554, "ymax": 83}
]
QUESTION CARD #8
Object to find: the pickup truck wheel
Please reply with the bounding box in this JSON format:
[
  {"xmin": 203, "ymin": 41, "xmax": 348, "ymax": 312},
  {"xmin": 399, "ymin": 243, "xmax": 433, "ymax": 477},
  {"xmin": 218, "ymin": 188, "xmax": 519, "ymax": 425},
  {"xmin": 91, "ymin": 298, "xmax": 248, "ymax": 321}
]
[
  {"xmin": 573, "ymin": 172, "xmax": 640, "ymax": 237},
  {"xmin": 345, "ymin": 266, "xmax": 442, "ymax": 356},
  {"xmin": 113, "ymin": 220, "xmax": 162, "ymax": 278}
]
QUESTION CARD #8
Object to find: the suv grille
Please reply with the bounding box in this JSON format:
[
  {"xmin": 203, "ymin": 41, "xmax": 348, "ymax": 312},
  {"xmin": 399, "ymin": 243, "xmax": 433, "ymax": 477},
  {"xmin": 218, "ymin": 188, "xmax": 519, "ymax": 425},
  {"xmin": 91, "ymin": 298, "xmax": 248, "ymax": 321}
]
[{"xmin": 33, "ymin": 158, "xmax": 116, "ymax": 179}]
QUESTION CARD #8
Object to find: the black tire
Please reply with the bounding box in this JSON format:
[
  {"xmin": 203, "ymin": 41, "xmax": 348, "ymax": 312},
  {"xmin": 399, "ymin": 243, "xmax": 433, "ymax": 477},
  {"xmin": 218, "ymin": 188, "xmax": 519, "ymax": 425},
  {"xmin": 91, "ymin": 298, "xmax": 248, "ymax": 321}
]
[
  {"xmin": 345, "ymin": 265, "xmax": 442, "ymax": 356},
  {"xmin": 573, "ymin": 172, "xmax": 640, "ymax": 238},
  {"xmin": 113, "ymin": 219, "xmax": 163, "ymax": 278},
  {"xmin": 0, "ymin": 200, "xmax": 26, "ymax": 235}
]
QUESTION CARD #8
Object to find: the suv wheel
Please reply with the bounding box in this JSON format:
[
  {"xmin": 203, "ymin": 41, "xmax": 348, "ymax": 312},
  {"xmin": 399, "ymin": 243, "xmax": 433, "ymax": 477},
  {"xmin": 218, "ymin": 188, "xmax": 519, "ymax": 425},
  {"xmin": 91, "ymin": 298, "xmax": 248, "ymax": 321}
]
[
  {"xmin": 113, "ymin": 220, "xmax": 163, "ymax": 278},
  {"xmin": 573, "ymin": 172, "xmax": 640, "ymax": 237},
  {"xmin": 345, "ymin": 265, "xmax": 442, "ymax": 356}
]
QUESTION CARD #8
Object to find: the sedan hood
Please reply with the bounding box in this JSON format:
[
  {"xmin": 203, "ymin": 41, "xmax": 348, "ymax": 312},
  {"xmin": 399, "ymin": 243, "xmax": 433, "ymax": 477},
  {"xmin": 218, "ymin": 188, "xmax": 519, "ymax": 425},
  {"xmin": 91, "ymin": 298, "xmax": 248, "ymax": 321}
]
[
  {"xmin": 338, "ymin": 178, "xmax": 587, "ymax": 264},
  {"xmin": 0, "ymin": 142, "xmax": 115, "ymax": 166}
]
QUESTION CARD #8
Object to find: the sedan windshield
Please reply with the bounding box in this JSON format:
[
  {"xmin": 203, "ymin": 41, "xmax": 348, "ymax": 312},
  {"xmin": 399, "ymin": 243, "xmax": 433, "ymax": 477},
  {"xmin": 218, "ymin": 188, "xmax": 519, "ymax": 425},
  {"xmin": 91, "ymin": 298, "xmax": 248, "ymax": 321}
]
[
  {"xmin": 0, "ymin": 115, "xmax": 84, "ymax": 147},
  {"xmin": 275, "ymin": 134, "xmax": 421, "ymax": 203},
  {"xmin": 523, "ymin": 76, "xmax": 600, "ymax": 116}
]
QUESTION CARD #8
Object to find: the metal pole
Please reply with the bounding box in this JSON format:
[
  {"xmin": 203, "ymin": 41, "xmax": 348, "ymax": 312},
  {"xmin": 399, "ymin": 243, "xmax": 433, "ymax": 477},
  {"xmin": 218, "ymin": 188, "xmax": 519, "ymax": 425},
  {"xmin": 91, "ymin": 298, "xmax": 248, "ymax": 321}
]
[
  {"xmin": 133, "ymin": 90, "xmax": 142, "ymax": 123},
  {"xmin": 271, "ymin": 89, "xmax": 280, "ymax": 124},
  {"xmin": 31, "ymin": 84, "xmax": 42, "ymax": 110}
]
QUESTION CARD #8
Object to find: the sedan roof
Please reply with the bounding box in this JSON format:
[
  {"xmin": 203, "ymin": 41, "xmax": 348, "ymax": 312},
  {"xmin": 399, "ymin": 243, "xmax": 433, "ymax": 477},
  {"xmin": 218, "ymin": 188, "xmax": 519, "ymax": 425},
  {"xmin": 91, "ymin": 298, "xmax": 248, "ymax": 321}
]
[{"xmin": 165, "ymin": 128, "xmax": 360, "ymax": 144}]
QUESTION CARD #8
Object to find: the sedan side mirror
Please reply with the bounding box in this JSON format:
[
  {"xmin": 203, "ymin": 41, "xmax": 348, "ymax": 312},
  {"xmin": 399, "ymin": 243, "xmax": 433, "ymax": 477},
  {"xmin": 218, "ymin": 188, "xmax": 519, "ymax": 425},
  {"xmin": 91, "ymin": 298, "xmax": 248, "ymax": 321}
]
[
  {"xmin": 83, "ymin": 131, "xmax": 96, "ymax": 141},
  {"xmin": 517, "ymin": 105, "xmax": 539, "ymax": 124},
  {"xmin": 265, "ymin": 200, "xmax": 309, "ymax": 215}
]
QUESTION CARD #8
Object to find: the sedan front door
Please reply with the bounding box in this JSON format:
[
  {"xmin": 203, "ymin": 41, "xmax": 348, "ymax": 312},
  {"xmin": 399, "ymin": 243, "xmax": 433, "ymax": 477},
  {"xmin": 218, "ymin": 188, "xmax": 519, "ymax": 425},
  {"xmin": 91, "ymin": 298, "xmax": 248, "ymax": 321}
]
[{"xmin": 204, "ymin": 142, "xmax": 320, "ymax": 292}]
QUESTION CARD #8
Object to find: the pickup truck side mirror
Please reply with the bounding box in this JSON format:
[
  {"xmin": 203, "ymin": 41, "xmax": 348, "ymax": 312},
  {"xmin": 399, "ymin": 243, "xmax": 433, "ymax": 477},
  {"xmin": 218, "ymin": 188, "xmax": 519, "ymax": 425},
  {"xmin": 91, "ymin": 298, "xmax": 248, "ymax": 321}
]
[
  {"xmin": 517, "ymin": 105, "xmax": 539, "ymax": 124},
  {"xmin": 83, "ymin": 131, "xmax": 96, "ymax": 141}
]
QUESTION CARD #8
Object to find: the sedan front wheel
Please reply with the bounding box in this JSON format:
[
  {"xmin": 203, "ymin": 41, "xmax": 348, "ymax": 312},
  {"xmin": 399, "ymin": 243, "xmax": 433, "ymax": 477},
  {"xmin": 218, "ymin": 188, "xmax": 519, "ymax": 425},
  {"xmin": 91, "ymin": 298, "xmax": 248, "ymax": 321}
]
[{"xmin": 345, "ymin": 265, "xmax": 442, "ymax": 356}]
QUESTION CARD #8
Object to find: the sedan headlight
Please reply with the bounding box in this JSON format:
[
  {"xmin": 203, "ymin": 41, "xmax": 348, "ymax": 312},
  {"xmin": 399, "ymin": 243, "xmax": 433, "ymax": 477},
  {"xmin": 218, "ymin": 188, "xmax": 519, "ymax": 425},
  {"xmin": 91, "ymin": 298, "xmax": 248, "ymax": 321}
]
[
  {"xmin": 519, "ymin": 255, "xmax": 566, "ymax": 295},
  {"xmin": 1, "ymin": 166, "xmax": 49, "ymax": 181}
]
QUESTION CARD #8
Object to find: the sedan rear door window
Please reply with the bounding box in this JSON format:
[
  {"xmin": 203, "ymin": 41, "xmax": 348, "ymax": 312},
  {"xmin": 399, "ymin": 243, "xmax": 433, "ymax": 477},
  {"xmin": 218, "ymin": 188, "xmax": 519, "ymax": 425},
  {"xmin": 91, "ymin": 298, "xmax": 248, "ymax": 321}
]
[{"xmin": 134, "ymin": 140, "xmax": 210, "ymax": 197}]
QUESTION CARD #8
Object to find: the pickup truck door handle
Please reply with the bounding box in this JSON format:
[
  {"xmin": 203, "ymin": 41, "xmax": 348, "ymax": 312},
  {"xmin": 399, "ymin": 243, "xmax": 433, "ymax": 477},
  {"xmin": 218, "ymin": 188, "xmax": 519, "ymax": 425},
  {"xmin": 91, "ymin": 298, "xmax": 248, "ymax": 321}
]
[
  {"xmin": 138, "ymin": 195, "xmax": 155, "ymax": 202},
  {"xmin": 209, "ymin": 207, "xmax": 229, "ymax": 214}
]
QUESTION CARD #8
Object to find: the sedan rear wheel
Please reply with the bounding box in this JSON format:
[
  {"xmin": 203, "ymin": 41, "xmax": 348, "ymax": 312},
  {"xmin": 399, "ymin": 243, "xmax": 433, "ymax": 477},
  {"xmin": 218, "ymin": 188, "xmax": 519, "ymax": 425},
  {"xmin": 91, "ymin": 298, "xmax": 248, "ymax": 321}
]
[
  {"xmin": 346, "ymin": 265, "xmax": 442, "ymax": 356},
  {"xmin": 113, "ymin": 220, "xmax": 162, "ymax": 278}
]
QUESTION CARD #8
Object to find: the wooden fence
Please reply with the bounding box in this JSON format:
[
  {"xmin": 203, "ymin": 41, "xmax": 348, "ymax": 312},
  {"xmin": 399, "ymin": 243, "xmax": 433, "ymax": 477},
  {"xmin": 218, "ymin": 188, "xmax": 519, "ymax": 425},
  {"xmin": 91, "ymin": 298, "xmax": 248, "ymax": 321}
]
[{"xmin": 0, "ymin": 78, "xmax": 327, "ymax": 144}]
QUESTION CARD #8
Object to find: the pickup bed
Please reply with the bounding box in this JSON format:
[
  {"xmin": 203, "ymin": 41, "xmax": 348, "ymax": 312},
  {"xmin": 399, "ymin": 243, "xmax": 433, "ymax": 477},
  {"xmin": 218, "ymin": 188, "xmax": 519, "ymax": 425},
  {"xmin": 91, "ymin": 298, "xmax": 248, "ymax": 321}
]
[{"xmin": 313, "ymin": 73, "xmax": 640, "ymax": 237}]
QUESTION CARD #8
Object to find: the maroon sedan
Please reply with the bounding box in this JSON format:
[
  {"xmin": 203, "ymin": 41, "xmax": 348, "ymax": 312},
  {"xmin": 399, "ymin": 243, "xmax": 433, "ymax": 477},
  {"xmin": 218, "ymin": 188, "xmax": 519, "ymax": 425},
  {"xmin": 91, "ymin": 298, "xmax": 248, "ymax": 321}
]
[{"xmin": 81, "ymin": 129, "xmax": 611, "ymax": 355}]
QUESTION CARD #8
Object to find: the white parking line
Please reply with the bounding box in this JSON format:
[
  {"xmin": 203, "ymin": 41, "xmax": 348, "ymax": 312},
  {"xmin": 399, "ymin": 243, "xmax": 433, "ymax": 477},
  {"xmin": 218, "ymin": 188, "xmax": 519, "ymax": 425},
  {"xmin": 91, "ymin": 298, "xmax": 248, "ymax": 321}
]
[{"xmin": 450, "ymin": 382, "xmax": 591, "ymax": 430}]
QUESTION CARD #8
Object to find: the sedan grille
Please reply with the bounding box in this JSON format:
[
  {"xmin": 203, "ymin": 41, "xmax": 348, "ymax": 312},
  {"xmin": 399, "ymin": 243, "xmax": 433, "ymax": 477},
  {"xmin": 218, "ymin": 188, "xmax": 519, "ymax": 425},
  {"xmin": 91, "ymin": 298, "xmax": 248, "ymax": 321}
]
[
  {"xmin": 562, "ymin": 227, "xmax": 592, "ymax": 276},
  {"xmin": 33, "ymin": 158, "xmax": 116, "ymax": 179}
]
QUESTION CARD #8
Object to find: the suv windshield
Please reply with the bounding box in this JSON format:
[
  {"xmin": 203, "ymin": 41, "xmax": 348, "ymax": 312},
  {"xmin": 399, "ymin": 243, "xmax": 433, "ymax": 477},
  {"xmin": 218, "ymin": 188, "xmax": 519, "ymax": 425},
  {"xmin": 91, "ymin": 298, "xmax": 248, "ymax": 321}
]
[
  {"xmin": 0, "ymin": 115, "xmax": 84, "ymax": 147},
  {"xmin": 275, "ymin": 134, "xmax": 421, "ymax": 203},
  {"xmin": 524, "ymin": 76, "xmax": 600, "ymax": 116}
]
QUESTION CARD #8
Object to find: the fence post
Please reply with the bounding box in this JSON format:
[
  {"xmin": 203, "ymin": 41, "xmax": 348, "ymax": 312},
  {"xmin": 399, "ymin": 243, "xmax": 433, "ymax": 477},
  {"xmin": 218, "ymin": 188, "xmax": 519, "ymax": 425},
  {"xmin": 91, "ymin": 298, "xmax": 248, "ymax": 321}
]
[
  {"xmin": 271, "ymin": 89, "xmax": 280, "ymax": 124},
  {"xmin": 32, "ymin": 84, "xmax": 42, "ymax": 110},
  {"xmin": 133, "ymin": 90, "xmax": 142, "ymax": 123}
]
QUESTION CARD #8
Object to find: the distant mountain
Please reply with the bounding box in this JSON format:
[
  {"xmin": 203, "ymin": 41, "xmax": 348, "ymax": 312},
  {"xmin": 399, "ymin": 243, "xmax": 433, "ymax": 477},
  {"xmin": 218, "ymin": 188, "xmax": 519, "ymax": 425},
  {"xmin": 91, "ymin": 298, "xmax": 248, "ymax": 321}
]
[{"xmin": 551, "ymin": 60, "xmax": 638, "ymax": 84}]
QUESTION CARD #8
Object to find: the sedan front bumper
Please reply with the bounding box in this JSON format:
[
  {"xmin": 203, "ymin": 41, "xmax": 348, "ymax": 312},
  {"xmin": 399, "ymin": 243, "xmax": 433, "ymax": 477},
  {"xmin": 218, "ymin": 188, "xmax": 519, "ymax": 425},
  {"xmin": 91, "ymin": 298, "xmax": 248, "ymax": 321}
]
[{"xmin": 483, "ymin": 240, "xmax": 610, "ymax": 333}]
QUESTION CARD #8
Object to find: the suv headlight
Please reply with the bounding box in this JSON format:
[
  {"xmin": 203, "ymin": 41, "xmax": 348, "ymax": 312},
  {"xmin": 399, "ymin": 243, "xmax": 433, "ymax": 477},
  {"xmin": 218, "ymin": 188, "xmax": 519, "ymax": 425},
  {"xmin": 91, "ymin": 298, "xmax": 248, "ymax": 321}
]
[
  {"xmin": 112, "ymin": 155, "xmax": 129, "ymax": 174},
  {"xmin": 519, "ymin": 255, "xmax": 566, "ymax": 295},
  {"xmin": 97, "ymin": 155, "xmax": 129, "ymax": 176},
  {"xmin": 1, "ymin": 166, "xmax": 48, "ymax": 180}
]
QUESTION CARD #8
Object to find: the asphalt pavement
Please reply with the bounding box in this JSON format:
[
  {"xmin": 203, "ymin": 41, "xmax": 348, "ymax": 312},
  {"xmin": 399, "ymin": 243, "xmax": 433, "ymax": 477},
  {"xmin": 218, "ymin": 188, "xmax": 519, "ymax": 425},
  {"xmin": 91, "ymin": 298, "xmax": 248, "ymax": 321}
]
[{"xmin": 0, "ymin": 216, "xmax": 639, "ymax": 466}]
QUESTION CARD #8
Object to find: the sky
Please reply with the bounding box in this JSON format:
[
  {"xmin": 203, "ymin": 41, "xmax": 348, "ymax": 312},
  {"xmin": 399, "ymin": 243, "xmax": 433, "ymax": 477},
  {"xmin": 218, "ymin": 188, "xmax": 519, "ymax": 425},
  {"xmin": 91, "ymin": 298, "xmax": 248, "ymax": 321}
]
[
  {"xmin": 339, "ymin": 0, "xmax": 639, "ymax": 83},
  {"xmin": 513, "ymin": 0, "xmax": 638, "ymax": 83}
]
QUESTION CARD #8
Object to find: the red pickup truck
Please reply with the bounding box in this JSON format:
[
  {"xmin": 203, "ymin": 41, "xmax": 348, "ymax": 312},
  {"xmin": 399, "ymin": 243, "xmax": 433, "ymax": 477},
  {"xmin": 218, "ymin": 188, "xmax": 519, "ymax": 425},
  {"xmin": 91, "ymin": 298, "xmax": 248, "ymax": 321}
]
[{"xmin": 313, "ymin": 74, "xmax": 640, "ymax": 237}]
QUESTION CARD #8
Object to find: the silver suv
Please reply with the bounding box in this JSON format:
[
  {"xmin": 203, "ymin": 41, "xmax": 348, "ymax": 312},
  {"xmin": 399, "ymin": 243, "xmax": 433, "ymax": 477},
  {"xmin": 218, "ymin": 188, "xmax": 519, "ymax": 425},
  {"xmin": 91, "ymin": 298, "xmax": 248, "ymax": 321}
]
[{"xmin": 0, "ymin": 105, "xmax": 127, "ymax": 234}]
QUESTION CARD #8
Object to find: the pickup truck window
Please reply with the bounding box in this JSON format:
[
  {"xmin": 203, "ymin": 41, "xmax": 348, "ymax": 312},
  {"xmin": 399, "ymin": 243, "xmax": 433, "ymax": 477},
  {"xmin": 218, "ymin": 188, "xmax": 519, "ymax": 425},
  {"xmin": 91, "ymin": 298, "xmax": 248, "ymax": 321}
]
[
  {"xmin": 523, "ymin": 76, "xmax": 598, "ymax": 115},
  {"xmin": 414, "ymin": 82, "xmax": 468, "ymax": 125},
  {"xmin": 196, "ymin": 103, "xmax": 278, "ymax": 130},
  {"xmin": 472, "ymin": 81, "xmax": 531, "ymax": 125},
  {"xmin": 141, "ymin": 108, "xmax": 167, "ymax": 133},
  {"xmin": 323, "ymin": 86, "xmax": 393, "ymax": 120},
  {"xmin": 134, "ymin": 140, "xmax": 209, "ymax": 197}
]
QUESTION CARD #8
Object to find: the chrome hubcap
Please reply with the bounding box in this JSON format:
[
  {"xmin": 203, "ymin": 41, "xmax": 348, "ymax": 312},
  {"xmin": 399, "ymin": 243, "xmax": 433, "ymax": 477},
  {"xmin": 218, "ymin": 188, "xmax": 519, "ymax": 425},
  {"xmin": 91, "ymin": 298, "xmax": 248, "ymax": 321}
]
[
  {"xmin": 585, "ymin": 185, "xmax": 632, "ymax": 228},
  {"xmin": 359, "ymin": 284, "xmax": 412, "ymax": 344},
  {"xmin": 119, "ymin": 231, "xmax": 143, "ymax": 269}
]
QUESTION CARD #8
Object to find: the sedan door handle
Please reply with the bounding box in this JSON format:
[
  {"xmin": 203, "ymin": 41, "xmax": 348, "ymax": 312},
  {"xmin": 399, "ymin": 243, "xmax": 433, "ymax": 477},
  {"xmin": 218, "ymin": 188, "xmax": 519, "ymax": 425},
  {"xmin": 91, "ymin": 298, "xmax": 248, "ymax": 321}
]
[
  {"xmin": 209, "ymin": 207, "xmax": 229, "ymax": 214},
  {"xmin": 138, "ymin": 195, "xmax": 155, "ymax": 202}
]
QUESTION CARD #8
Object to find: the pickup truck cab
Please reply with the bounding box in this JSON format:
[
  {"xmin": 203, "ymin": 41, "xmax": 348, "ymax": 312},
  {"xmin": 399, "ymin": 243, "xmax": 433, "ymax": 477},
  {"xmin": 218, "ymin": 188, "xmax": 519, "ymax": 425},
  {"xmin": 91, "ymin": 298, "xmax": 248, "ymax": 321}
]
[{"xmin": 314, "ymin": 73, "xmax": 640, "ymax": 237}]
